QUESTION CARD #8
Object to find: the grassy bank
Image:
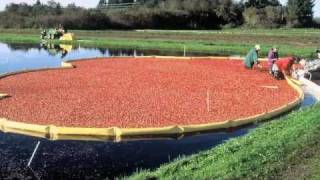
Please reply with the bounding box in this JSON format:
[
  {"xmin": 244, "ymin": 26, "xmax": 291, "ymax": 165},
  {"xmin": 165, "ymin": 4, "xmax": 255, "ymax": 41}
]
[
  {"xmin": 0, "ymin": 29, "xmax": 319, "ymax": 58},
  {"xmin": 129, "ymin": 104, "xmax": 320, "ymax": 179},
  {"xmin": 280, "ymin": 152, "xmax": 320, "ymax": 180}
]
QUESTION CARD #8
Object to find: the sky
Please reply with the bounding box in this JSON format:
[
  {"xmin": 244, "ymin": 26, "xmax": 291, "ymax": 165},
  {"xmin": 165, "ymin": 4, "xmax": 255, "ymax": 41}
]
[{"xmin": 0, "ymin": 0, "xmax": 319, "ymax": 17}]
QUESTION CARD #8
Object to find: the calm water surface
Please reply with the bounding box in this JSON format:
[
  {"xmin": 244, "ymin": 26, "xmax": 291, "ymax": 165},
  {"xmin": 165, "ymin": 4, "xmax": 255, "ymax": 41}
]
[{"xmin": 0, "ymin": 42, "xmax": 216, "ymax": 74}]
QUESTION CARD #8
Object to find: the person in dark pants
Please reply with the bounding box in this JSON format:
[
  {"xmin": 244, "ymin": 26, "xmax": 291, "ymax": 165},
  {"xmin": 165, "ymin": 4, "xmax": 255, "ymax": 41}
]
[{"xmin": 268, "ymin": 47, "xmax": 279, "ymax": 74}]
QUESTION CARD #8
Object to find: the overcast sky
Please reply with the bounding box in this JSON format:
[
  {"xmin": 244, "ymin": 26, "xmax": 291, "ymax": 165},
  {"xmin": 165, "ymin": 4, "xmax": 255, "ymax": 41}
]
[{"xmin": 0, "ymin": 0, "xmax": 319, "ymax": 17}]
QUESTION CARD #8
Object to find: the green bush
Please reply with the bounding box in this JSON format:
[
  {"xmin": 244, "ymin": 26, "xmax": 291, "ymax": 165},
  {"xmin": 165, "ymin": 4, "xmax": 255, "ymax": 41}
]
[
  {"xmin": 0, "ymin": 0, "xmax": 317, "ymax": 29},
  {"xmin": 0, "ymin": 0, "xmax": 243, "ymax": 30},
  {"xmin": 243, "ymin": 6, "xmax": 284, "ymax": 28}
]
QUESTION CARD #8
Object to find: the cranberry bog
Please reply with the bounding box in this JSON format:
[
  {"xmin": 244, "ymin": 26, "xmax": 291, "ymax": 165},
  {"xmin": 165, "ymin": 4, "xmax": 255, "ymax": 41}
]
[
  {"xmin": 0, "ymin": 42, "xmax": 312, "ymax": 179},
  {"xmin": 0, "ymin": 56, "xmax": 303, "ymax": 141}
]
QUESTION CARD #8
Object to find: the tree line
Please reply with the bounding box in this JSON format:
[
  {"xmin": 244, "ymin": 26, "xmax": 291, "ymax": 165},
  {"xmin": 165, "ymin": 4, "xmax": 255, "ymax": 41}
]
[{"xmin": 0, "ymin": 0, "xmax": 317, "ymax": 30}]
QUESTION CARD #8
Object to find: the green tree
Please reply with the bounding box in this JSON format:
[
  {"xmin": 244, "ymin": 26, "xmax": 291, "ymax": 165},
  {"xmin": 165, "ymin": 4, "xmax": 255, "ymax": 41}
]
[
  {"xmin": 47, "ymin": 0, "xmax": 58, "ymax": 8},
  {"xmin": 56, "ymin": 3, "xmax": 62, "ymax": 15},
  {"xmin": 243, "ymin": 0, "xmax": 284, "ymax": 27},
  {"xmin": 35, "ymin": 0, "xmax": 41, "ymax": 6},
  {"xmin": 243, "ymin": 6, "xmax": 284, "ymax": 27},
  {"xmin": 97, "ymin": 0, "xmax": 107, "ymax": 8},
  {"xmin": 66, "ymin": 3, "xmax": 76, "ymax": 8},
  {"xmin": 244, "ymin": 0, "xmax": 280, "ymax": 8},
  {"xmin": 286, "ymin": 0, "xmax": 314, "ymax": 27}
]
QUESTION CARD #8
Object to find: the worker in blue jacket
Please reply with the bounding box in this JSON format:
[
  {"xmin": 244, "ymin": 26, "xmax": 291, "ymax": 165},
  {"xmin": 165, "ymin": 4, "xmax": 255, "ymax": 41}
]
[{"xmin": 244, "ymin": 45, "xmax": 262, "ymax": 70}]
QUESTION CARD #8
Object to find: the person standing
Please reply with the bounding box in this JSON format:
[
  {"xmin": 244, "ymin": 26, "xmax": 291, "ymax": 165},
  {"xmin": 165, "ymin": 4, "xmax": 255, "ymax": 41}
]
[
  {"xmin": 268, "ymin": 47, "xmax": 279, "ymax": 74},
  {"xmin": 244, "ymin": 45, "xmax": 262, "ymax": 69}
]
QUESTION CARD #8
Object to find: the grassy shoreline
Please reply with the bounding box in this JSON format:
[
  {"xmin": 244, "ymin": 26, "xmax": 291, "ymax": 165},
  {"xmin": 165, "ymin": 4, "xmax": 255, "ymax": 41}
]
[
  {"xmin": 128, "ymin": 104, "xmax": 320, "ymax": 179},
  {"xmin": 0, "ymin": 29, "xmax": 319, "ymax": 58}
]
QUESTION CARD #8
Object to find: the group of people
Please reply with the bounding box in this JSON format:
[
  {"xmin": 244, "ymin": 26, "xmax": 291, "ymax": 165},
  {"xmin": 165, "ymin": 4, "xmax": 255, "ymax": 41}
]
[{"xmin": 244, "ymin": 45, "xmax": 303, "ymax": 80}]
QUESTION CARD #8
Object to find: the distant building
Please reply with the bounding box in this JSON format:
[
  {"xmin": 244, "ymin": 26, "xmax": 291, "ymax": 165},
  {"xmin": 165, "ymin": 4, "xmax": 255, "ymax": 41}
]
[
  {"xmin": 98, "ymin": 0, "xmax": 155, "ymax": 8},
  {"xmin": 109, "ymin": 0, "xmax": 160, "ymax": 4},
  {"xmin": 108, "ymin": 0, "xmax": 139, "ymax": 4}
]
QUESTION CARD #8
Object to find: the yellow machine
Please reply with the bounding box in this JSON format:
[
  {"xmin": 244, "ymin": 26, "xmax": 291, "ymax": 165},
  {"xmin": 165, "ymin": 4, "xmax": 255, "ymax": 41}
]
[
  {"xmin": 41, "ymin": 29, "xmax": 75, "ymax": 41},
  {"xmin": 59, "ymin": 33, "xmax": 75, "ymax": 41}
]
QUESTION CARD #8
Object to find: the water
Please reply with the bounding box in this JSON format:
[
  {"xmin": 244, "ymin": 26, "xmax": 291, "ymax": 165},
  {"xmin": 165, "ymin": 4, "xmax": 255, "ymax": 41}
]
[
  {"xmin": 0, "ymin": 128, "xmax": 251, "ymax": 179},
  {"xmin": 302, "ymin": 93, "xmax": 318, "ymax": 107},
  {"xmin": 0, "ymin": 42, "xmax": 215, "ymax": 75},
  {"xmin": 0, "ymin": 42, "xmax": 317, "ymax": 179},
  {"xmin": 0, "ymin": 43, "xmax": 142, "ymax": 74}
]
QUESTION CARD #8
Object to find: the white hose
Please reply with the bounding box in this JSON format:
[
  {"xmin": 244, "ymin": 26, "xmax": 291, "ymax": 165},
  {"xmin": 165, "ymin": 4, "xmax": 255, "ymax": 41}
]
[{"xmin": 27, "ymin": 141, "xmax": 41, "ymax": 167}]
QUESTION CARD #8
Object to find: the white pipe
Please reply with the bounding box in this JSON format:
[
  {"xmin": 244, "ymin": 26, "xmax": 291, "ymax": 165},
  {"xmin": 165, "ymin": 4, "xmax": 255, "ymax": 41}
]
[
  {"xmin": 27, "ymin": 141, "xmax": 41, "ymax": 167},
  {"xmin": 299, "ymin": 77, "xmax": 320, "ymax": 101}
]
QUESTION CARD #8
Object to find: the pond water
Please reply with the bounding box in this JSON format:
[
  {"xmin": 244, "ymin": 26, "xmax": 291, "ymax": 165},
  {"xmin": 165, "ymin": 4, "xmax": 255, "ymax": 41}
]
[
  {"xmin": 0, "ymin": 127, "xmax": 251, "ymax": 180},
  {"xmin": 0, "ymin": 42, "xmax": 217, "ymax": 75},
  {"xmin": 0, "ymin": 42, "xmax": 318, "ymax": 179}
]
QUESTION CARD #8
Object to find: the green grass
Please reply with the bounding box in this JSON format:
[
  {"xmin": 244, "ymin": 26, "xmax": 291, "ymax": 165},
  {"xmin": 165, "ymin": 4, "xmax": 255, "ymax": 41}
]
[
  {"xmin": 136, "ymin": 28, "xmax": 320, "ymax": 37},
  {"xmin": 0, "ymin": 28, "xmax": 319, "ymax": 58},
  {"xmin": 128, "ymin": 104, "xmax": 320, "ymax": 180},
  {"xmin": 279, "ymin": 146, "xmax": 320, "ymax": 180},
  {"xmin": 308, "ymin": 156, "xmax": 320, "ymax": 179}
]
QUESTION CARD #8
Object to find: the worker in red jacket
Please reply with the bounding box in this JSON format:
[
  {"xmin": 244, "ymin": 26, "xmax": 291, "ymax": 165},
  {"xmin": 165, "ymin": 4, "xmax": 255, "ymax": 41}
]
[{"xmin": 271, "ymin": 56, "xmax": 301, "ymax": 79}]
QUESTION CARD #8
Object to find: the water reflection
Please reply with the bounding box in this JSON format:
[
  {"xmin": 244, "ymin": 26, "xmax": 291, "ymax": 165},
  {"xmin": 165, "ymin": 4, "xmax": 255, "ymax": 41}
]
[
  {"xmin": 5, "ymin": 43, "xmax": 41, "ymax": 52},
  {"xmin": 0, "ymin": 42, "xmax": 150, "ymax": 74},
  {"xmin": 40, "ymin": 43, "xmax": 71, "ymax": 59},
  {"xmin": 0, "ymin": 42, "xmax": 223, "ymax": 75},
  {"xmin": 0, "ymin": 42, "xmax": 195, "ymax": 75}
]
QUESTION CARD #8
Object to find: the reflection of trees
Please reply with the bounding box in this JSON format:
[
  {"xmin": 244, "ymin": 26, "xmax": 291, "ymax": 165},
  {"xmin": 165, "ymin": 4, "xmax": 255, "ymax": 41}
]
[
  {"xmin": 41, "ymin": 43, "xmax": 72, "ymax": 59},
  {"xmin": 4, "ymin": 42, "xmax": 173, "ymax": 58},
  {"xmin": 94, "ymin": 48, "xmax": 145, "ymax": 56},
  {"xmin": 6, "ymin": 43, "xmax": 41, "ymax": 52},
  {"xmin": 108, "ymin": 49, "xmax": 144, "ymax": 56},
  {"xmin": 97, "ymin": 48, "xmax": 107, "ymax": 55}
]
